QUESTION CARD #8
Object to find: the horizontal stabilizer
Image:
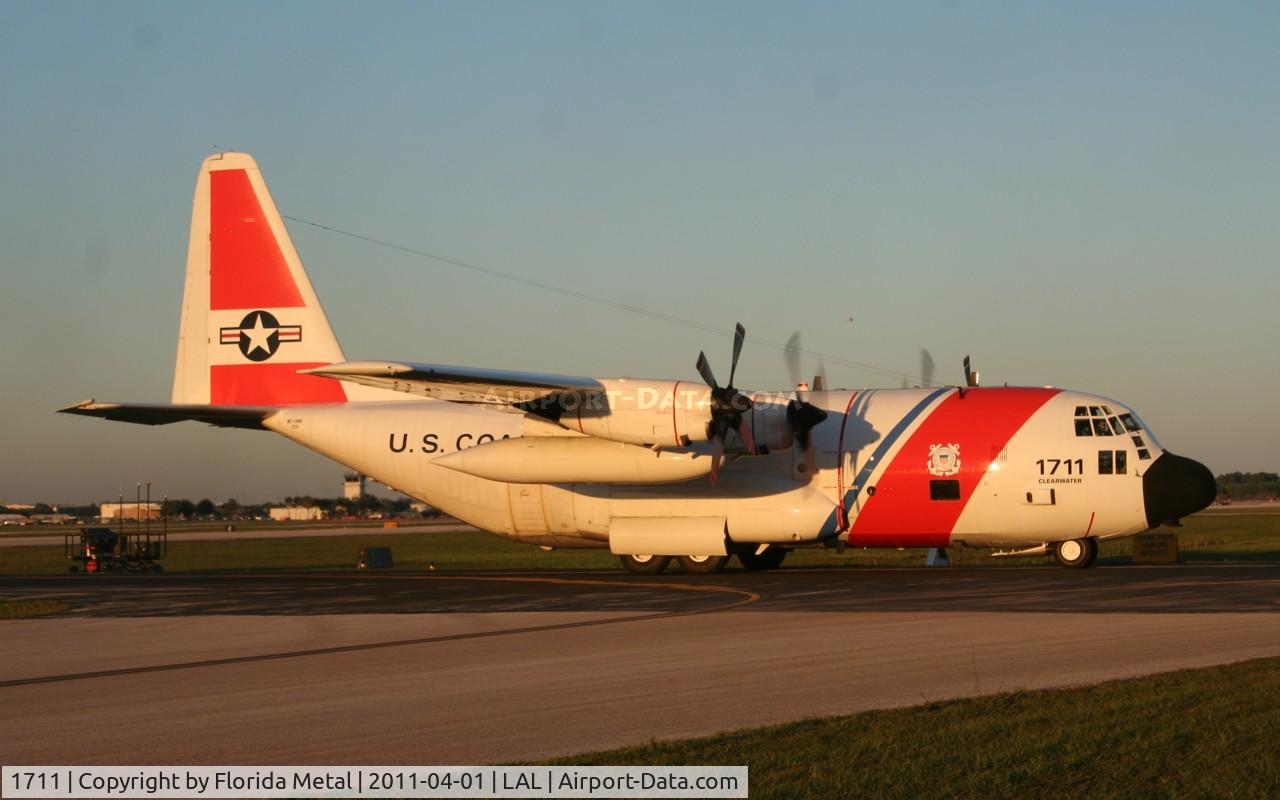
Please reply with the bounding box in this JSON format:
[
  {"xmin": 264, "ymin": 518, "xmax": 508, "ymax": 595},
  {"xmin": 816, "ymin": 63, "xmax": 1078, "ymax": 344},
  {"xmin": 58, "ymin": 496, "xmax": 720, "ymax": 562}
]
[
  {"xmin": 302, "ymin": 361, "xmax": 604, "ymax": 405},
  {"xmin": 59, "ymin": 400, "xmax": 275, "ymax": 429}
]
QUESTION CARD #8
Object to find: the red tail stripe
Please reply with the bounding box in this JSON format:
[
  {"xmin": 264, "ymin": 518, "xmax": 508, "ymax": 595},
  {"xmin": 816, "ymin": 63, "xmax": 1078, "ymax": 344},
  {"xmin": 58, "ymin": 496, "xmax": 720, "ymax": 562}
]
[
  {"xmin": 210, "ymin": 363, "xmax": 346, "ymax": 406},
  {"xmin": 209, "ymin": 170, "xmax": 304, "ymax": 311}
]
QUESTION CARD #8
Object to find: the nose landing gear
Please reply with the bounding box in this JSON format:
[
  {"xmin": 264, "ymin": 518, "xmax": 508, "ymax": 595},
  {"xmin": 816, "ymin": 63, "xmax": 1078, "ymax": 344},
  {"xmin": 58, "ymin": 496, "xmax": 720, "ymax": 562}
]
[{"xmin": 1053, "ymin": 537, "xmax": 1098, "ymax": 568}]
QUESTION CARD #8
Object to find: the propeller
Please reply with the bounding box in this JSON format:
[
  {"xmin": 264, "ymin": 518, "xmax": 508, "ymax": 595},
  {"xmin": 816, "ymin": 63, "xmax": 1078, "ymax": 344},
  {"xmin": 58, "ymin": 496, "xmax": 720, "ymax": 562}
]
[
  {"xmin": 696, "ymin": 323, "xmax": 756, "ymax": 483},
  {"xmin": 784, "ymin": 332, "xmax": 804, "ymax": 390},
  {"xmin": 812, "ymin": 360, "xmax": 827, "ymax": 392},
  {"xmin": 780, "ymin": 331, "xmax": 829, "ymax": 452},
  {"xmin": 904, "ymin": 349, "xmax": 935, "ymax": 388}
]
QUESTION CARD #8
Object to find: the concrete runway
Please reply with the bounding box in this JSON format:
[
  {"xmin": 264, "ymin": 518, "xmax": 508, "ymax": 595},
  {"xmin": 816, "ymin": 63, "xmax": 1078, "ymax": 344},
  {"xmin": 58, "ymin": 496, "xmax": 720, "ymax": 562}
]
[{"xmin": 2, "ymin": 565, "xmax": 1279, "ymax": 764}]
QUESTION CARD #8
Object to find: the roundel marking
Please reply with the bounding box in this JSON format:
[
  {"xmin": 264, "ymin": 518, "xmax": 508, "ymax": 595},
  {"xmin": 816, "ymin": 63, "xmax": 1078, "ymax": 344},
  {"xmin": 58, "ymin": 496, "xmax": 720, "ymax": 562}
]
[{"xmin": 219, "ymin": 310, "xmax": 303, "ymax": 362}]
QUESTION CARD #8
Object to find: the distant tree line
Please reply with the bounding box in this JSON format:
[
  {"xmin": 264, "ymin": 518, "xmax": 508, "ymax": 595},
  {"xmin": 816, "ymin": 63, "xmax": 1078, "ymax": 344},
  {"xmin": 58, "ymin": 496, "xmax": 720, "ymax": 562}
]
[
  {"xmin": 155, "ymin": 495, "xmax": 417, "ymax": 520},
  {"xmin": 2, "ymin": 496, "xmax": 422, "ymax": 521},
  {"xmin": 1216, "ymin": 472, "xmax": 1280, "ymax": 501}
]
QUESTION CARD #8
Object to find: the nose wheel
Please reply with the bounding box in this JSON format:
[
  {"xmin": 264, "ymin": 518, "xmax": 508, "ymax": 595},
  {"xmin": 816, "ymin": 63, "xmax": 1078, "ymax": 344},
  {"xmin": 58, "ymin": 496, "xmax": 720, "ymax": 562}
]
[{"xmin": 1053, "ymin": 537, "xmax": 1098, "ymax": 568}]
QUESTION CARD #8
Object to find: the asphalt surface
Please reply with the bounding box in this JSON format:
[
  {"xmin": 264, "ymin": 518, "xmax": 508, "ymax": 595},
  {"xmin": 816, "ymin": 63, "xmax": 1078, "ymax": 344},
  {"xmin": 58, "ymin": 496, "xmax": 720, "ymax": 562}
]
[{"xmin": 2, "ymin": 565, "xmax": 1279, "ymax": 764}]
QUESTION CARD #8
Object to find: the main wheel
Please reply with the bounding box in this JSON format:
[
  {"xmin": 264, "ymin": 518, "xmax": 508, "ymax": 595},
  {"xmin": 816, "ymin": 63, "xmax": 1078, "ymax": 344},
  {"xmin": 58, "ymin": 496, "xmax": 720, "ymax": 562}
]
[
  {"xmin": 737, "ymin": 547, "xmax": 787, "ymax": 571},
  {"xmin": 1054, "ymin": 537, "xmax": 1098, "ymax": 568},
  {"xmin": 677, "ymin": 554, "xmax": 731, "ymax": 574},
  {"xmin": 619, "ymin": 554, "xmax": 671, "ymax": 574}
]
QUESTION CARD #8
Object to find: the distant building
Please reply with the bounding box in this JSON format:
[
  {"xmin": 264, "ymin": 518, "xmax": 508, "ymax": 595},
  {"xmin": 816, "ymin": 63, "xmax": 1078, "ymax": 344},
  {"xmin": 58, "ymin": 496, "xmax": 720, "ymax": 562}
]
[
  {"xmin": 100, "ymin": 502, "xmax": 161, "ymax": 521},
  {"xmin": 269, "ymin": 505, "xmax": 325, "ymax": 522},
  {"xmin": 343, "ymin": 473, "xmax": 366, "ymax": 501},
  {"xmin": 5, "ymin": 503, "xmax": 37, "ymax": 511}
]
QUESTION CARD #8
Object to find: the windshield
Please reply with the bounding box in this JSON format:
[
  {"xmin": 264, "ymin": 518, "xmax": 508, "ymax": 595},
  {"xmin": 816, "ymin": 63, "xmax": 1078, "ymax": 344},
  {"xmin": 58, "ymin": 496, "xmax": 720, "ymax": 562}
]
[{"xmin": 1073, "ymin": 401, "xmax": 1164, "ymax": 456}]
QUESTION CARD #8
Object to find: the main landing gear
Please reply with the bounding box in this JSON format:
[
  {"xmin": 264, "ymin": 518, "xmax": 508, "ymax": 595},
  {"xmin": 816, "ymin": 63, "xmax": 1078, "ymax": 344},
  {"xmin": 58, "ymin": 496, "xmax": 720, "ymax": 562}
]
[
  {"xmin": 617, "ymin": 554, "xmax": 672, "ymax": 574},
  {"xmin": 618, "ymin": 546, "xmax": 789, "ymax": 574},
  {"xmin": 676, "ymin": 555, "xmax": 732, "ymax": 574},
  {"xmin": 619, "ymin": 554, "xmax": 729, "ymax": 574},
  {"xmin": 1053, "ymin": 537, "xmax": 1098, "ymax": 568}
]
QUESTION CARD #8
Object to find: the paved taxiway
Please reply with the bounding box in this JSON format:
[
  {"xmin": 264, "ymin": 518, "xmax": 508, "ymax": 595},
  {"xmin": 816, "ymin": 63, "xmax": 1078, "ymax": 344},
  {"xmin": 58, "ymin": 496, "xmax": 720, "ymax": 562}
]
[{"xmin": 3, "ymin": 566, "xmax": 1279, "ymax": 763}]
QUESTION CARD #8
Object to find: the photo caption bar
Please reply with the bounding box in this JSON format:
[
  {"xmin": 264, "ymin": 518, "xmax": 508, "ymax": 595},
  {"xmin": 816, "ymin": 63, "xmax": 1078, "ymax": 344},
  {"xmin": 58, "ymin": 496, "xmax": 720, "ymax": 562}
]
[{"xmin": 2, "ymin": 767, "xmax": 747, "ymax": 799}]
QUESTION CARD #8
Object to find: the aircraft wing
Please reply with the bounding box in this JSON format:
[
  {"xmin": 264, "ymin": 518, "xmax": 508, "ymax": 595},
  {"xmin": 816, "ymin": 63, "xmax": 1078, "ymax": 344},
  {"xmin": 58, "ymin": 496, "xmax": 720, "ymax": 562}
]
[
  {"xmin": 59, "ymin": 401, "xmax": 275, "ymax": 430},
  {"xmin": 301, "ymin": 361, "xmax": 605, "ymax": 406}
]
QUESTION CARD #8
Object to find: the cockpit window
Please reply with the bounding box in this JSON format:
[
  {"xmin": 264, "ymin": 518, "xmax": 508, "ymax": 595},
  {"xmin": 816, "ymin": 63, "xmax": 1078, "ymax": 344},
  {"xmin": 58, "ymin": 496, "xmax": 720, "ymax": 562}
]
[{"xmin": 1076, "ymin": 402, "xmax": 1152, "ymax": 440}]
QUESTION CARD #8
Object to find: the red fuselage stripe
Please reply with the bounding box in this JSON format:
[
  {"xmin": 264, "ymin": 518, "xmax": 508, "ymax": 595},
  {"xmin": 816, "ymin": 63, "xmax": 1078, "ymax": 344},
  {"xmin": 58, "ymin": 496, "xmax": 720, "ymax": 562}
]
[{"xmin": 848, "ymin": 387, "xmax": 1060, "ymax": 547}]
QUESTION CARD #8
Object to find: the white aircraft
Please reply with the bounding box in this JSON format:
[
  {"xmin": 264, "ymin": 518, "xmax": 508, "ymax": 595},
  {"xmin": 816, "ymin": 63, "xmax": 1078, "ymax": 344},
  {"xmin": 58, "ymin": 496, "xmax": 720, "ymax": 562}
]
[{"xmin": 63, "ymin": 153, "xmax": 1216, "ymax": 572}]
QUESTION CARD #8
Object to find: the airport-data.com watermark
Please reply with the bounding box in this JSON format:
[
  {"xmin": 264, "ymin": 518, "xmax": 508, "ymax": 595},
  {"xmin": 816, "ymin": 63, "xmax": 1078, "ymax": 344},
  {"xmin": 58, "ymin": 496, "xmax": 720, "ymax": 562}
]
[{"xmin": 2, "ymin": 766, "xmax": 748, "ymax": 799}]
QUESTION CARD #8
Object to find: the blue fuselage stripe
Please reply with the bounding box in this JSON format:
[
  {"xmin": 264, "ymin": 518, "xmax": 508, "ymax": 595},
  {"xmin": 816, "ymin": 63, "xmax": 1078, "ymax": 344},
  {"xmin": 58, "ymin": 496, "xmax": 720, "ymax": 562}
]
[{"xmin": 840, "ymin": 387, "xmax": 952, "ymax": 525}]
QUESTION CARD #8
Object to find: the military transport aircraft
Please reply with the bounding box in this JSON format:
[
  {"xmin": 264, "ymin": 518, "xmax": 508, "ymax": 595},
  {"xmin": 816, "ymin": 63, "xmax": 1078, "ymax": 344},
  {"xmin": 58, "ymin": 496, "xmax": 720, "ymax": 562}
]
[{"xmin": 63, "ymin": 153, "xmax": 1216, "ymax": 573}]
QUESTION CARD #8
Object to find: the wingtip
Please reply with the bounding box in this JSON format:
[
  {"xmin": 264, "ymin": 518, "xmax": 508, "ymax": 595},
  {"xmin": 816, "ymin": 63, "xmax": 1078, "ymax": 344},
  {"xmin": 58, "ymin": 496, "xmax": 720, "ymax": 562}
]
[{"xmin": 58, "ymin": 398, "xmax": 99, "ymax": 414}]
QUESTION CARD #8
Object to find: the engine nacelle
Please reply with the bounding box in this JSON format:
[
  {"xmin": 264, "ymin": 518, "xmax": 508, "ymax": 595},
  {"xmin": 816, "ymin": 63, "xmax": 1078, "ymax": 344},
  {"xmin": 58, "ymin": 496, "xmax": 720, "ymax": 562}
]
[
  {"xmin": 559, "ymin": 379, "xmax": 714, "ymax": 447},
  {"xmin": 558, "ymin": 382, "xmax": 801, "ymax": 453},
  {"xmin": 740, "ymin": 394, "xmax": 795, "ymax": 453}
]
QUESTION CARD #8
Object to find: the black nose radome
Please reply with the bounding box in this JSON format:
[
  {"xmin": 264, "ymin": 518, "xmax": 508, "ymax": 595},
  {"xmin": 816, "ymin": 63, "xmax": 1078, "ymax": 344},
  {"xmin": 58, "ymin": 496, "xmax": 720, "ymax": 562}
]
[{"xmin": 1143, "ymin": 453, "xmax": 1216, "ymax": 527}]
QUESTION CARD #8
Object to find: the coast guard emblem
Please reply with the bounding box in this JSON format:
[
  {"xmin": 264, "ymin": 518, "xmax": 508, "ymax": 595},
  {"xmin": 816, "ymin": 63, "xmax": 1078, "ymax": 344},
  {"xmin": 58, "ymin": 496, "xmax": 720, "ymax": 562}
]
[{"xmin": 927, "ymin": 443, "xmax": 961, "ymax": 476}]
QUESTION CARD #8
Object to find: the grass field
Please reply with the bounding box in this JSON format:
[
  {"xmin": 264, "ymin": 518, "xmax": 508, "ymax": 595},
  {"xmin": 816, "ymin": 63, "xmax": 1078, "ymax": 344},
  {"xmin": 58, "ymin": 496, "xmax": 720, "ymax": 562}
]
[
  {"xmin": 0, "ymin": 598, "xmax": 71, "ymax": 618},
  {"xmin": 546, "ymin": 655, "xmax": 1280, "ymax": 799},
  {"xmin": 1, "ymin": 510, "xmax": 1277, "ymax": 575}
]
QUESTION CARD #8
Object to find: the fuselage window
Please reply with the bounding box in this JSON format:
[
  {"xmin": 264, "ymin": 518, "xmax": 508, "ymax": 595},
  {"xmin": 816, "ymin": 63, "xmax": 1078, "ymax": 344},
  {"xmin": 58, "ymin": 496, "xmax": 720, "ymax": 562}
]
[
  {"xmin": 1115, "ymin": 450, "xmax": 1127, "ymax": 474},
  {"xmin": 1092, "ymin": 418, "xmax": 1112, "ymax": 436},
  {"xmin": 1132, "ymin": 435, "xmax": 1145, "ymax": 447},
  {"xmin": 1076, "ymin": 419, "xmax": 1094, "ymax": 436},
  {"xmin": 1098, "ymin": 451, "xmax": 1114, "ymax": 474},
  {"xmin": 1137, "ymin": 448, "xmax": 1151, "ymax": 460},
  {"xmin": 930, "ymin": 479, "xmax": 961, "ymax": 501}
]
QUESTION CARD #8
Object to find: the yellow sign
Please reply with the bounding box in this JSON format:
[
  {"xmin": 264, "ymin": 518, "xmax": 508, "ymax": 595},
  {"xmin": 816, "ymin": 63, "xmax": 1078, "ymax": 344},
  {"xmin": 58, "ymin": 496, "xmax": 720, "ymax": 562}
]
[{"xmin": 1132, "ymin": 532, "xmax": 1179, "ymax": 563}]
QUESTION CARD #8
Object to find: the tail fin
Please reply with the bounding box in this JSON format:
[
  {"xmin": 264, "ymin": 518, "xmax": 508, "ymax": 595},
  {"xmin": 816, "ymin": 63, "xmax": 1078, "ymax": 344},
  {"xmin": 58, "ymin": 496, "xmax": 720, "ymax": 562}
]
[{"xmin": 172, "ymin": 152, "xmax": 350, "ymax": 405}]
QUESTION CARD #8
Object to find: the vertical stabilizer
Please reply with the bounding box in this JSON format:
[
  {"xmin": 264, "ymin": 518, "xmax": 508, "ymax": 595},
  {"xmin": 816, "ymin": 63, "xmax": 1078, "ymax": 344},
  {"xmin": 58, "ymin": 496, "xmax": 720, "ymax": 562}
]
[{"xmin": 172, "ymin": 153, "xmax": 350, "ymax": 405}]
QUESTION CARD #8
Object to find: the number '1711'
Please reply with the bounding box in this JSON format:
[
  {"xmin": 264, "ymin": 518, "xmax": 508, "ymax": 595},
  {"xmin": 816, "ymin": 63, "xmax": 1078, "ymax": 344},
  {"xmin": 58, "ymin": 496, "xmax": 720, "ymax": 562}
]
[{"xmin": 1037, "ymin": 458, "xmax": 1084, "ymax": 475}]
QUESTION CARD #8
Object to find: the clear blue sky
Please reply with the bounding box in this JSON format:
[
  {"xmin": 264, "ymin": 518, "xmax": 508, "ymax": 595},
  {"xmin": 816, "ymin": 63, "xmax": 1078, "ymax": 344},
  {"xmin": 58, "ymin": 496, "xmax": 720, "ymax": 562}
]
[{"xmin": 2, "ymin": 1, "xmax": 1277, "ymax": 504}]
